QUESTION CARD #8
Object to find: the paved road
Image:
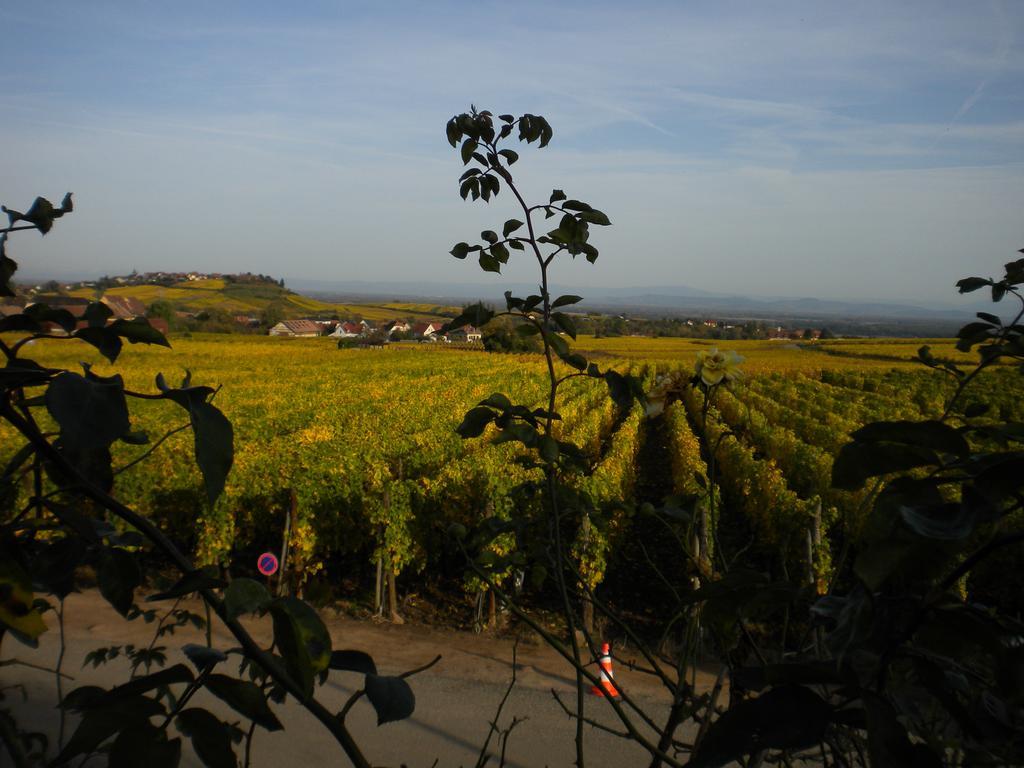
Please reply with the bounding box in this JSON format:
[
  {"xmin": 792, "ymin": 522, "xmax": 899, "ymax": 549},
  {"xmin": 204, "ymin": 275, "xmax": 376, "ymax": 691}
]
[{"xmin": 5, "ymin": 591, "xmax": 705, "ymax": 767}]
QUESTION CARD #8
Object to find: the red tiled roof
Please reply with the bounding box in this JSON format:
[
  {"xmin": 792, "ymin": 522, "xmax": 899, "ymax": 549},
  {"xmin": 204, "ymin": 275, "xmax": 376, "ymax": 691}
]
[
  {"xmin": 283, "ymin": 319, "xmax": 321, "ymax": 335},
  {"xmin": 101, "ymin": 295, "xmax": 147, "ymax": 319}
]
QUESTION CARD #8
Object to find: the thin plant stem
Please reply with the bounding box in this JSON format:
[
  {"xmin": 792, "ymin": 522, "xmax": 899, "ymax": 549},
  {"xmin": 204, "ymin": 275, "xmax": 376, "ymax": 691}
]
[{"xmin": 56, "ymin": 598, "xmax": 67, "ymax": 750}]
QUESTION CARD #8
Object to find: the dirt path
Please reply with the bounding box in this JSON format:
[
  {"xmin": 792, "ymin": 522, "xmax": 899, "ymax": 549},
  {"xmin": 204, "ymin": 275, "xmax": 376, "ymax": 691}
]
[{"xmin": 4, "ymin": 589, "xmax": 722, "ymax": 767}]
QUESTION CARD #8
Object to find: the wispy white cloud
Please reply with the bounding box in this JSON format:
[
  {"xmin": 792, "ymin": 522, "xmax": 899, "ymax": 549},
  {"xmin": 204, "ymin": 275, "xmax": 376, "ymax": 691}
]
[
  {"xmin": 929, "ymin": 0, "xmax": 1015, "ymax": 147},
  {"xmin": 1, "ymin": 1, "xmax": 1023, "ymax": 303}
]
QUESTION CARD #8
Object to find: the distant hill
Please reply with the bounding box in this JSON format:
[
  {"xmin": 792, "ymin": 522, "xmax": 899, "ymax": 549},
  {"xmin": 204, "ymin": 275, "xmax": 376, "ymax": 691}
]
[{"xmin": 62, "ymin": 279, "xmax": 459, "ymax": 323}]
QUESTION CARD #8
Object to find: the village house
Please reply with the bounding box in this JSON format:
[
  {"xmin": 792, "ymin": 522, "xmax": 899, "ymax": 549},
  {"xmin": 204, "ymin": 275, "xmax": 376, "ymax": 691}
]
[
  {"xmin": 328, "ymin": 321, "xmax": 365, "ymax": 339},
  {"xmin": 17, "ymin": 294, "xmax": 169, "ymax": 335},
  {"xmin": 234, "ymin": 315, "xmax": 261, "ymax": 329},
  {"xmin": 382, "ymin": 320, "xmax": 412, "ymax": 338},
  {"xmin": 411, "ymin": 321, "xmax": 446, "ymax": 341},
  {"xmin": 446, "ymin": 325, "xmax": 482, "ymax": 343},
  {"xmin": 100, "ymin": 295, "xmax": 147, "ymax": 320},
  {"xmin": 269, "ymin": 319, "xmax": 321, "ymax": 337}
]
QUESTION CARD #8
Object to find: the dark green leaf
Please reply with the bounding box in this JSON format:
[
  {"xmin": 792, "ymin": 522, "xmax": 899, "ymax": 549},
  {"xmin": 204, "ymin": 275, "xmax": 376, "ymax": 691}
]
[
  {"xmin": 538, "ymin": 117, "xmax": 553, "ymax": 148},
  {"xmin": 204, "ymin": 674, "xmax": 283, "ymax": 731},
  {"xmin": 450, "ymin": 242, "xmax": 471, "ymax": 259},
  {"xmin": 329, "ymin": 650, "xmax": 377, "ymax": 675},
  {"xmin": 900, "ymin": 503, "xmax": 976, "ymax": 540},
  {"xmin": 444, "ymin": 303, "xmax": 494, "ymax": 332},
  {"xmin": 1005, "ymin": 256, "xmax": 1024, "ymax": 283},
  {"xmin": 974, "ymin": 455, "xmax": 1024, "ymax": 501},
  {"xmin": 23, "ymin": 303, "xmax": 76, "ymax": 334},
  {"xmin": 485, "ymin": 174, "xmax": 500, "ymax": 198},
  {"xmin": 364, "ymin": 674, "xmax": 415, "ymax": 725},
  {"xmin": 0, "ymin": 236, "xmax": 16, "ymax": 297},
  {"xmin": 977, "ymin": 311, "xmax": 1001, "ymax": 325},
  {"xmin": 551, "ymin": 294, "xmax": 582, "ymax": 308},
  {"xmin": 552, "ymin": 312, "xmax": 576, "ymax": 340},
  {"xmin": 56, "ymin": 710, "xmax": 134, "ymax": 764},
  {"xmin": 97, "ymin": 548, "xmax": 141, "ymax": 617},
  {"xmin": 10, "ymin": 197, "xmax": 56, "ymax": 233},
  {"xmin": 832, "ymin": 442, "xmax": 940, "ymax": 490},
  {"xmin": 190, "ymin": 401, "xmax": 234, "ymax": 506},
  {"xmin": 176, "ymin": 708, "xmax": 237, "ymax": 768},
  {"xmin": 497, "ymin": 149, "xmax": 518, "ymax": 165},
  {"xmin": 110, "ymin": 319, "xmax": 171, "ymax": 348},
  {"xmin": 60, "ymin": 686, "xmax": 106, "ymax": 712},
  {"xmin": 523, "ymin": 294, "xmax": 544, "ymax": 311},
  {"xmin": 32, "ymin": 537, "xmax": 85, "ymax": 598},
  {"xmin": 159, "ymin": 375, "xmax": 234, "ymax": 507},
  {"xmin": 105, "ymin": 664, "xmax": 193, "ymax": 700},
  {"xmin": 577, "ymin": 210, "xmax": 611, "ymax": 226},
  {"xmin": 603, "ymin": 370, "xmax": 638, "ymax": 409},
  {"xmin": 460, "ymin": 139, "xmax": 478, "ymax": 165},
  {"xmin": 83, "ymin": 301, "xmax": 113, "ymax": 328},
  {"xmin": 478, "ymin": 393, "xmax": 512, "ymax": 410},
  {"xmin": 690, "ymin": 686, "xmax": 831, "ymax": 768},
  {"xmin": 863, "ymin": 694, "xmax": 942, "ymax": 768},
  {"xmin": 73, "ymin": 326, "xmax": 122, "ymax": 363},
  {"xmin": 561, "ymin": 199, "xmax": 592, "ymax": 212},
  {"xmin": 108, "ymin": 723, "xmax": 181, "ymax": 768},
  {"xmin": 269, "ymin": 597, "xmax": 331, "ymax": 698},
  {"xmin": 121, "ymin": 430, "xmax": 150, "ymax": 445},
  {"xmin": 223, "ymin": 578, "xmax": 271, "ymax": 620},
  {"xmin": 538, "ymin": 436, "xmax": 560, "ymax": 463},
  {"xmin": 183, "ymin": 645, "xmax": 227, "ymax": 671},
  {"xmin": 963, "ymin": 402, "xmax": 990, "ymax": 418},
  {"xmin": 958, "ymin": 321, "xmax": 997, "ymax": 342},
  {"xmin": 478, "ymin": 252, "xmax": 500, "ymax": 273},
  {"xmin": 560, "ymin": 352, "xmax": 588, "ymax": 371},
  {"xmin": 490, "ymin": 243, "xmax": 509, "ymax": 264},
  {"xmin": 543, "ymin": 328, "xmax": 569, "ymax": 357},
  {"xmin": 456, "ymin": 406, "xmax": 495, "ymax": 438},
  {"xmin": 852, "ymin": 420, "xmax": 970, "ymax": 458},
  {"xmin": 0, "ymin": 312, "xmax": 40, "ymax": 333},
  {"xmin": 147, "ymin": 568, "xmax": 226, "ymax": 601},
  {"xmin": 956, "ymin": 277, "xmax": 990, "ymax": 294},
  {"xmin": 731, "ymin": 663, "xmax": 843, "ymax": 693},
  {"xmin": 445, "ymin": 118, "xmax": 460, "ymax": 148},
  {"xmin": 502, "ymin": 219, "xmax": 523, "ymax": 237},
  {"xmin": 492, "ymin": 422, "xmax": 538, "ymax": 448},
  {"xmin": 549, "ymin": 189, "xmax": 566, "ymax": 204}
]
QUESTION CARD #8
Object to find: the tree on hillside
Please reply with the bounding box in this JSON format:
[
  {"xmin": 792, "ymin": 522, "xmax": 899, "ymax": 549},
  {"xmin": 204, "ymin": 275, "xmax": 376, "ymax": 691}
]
[
  {"xmin": 260, "ymin": 301, "xmax": 286, "ymax": 328},
  {"xmin": 481, "ymin": 316, "xmax": 541, "ymax": 353},
  {"xmin": 147, "ymin": 299, "xmax": 176, "ymax": 327}
]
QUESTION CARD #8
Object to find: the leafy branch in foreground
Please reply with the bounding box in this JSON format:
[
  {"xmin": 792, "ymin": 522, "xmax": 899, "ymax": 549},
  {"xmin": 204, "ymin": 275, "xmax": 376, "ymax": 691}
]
[
  {"xmin": 0, "ymin": 197, "xmax": 427, "ymax": 768},
  {"xmin": 445, "ymin": 108, "xmax": 1024, "ymax": 768}
]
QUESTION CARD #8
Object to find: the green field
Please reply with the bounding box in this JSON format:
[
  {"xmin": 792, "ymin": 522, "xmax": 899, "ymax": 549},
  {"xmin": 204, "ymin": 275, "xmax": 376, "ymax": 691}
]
[
  {"xmin": 66, "ymin": 281, "xmax": 459, "ymax": 322},
  {"xmin": 3, "ymin": 332, "xmax": 1018, "ymax": 618}
]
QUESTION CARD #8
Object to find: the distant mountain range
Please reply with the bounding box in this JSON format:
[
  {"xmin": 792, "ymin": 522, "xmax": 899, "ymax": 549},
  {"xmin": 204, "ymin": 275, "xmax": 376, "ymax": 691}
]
[
  {"xmin": 285, "ymin": 278, "xmax": 985, "ymax": 324},
  {"xmin": 17, "ymin": 269, "xmax": 990, "ymax": 335}
]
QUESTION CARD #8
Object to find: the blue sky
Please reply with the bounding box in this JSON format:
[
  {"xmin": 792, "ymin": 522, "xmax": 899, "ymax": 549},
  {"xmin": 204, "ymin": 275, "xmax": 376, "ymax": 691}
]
[{"xmin": 1, "ymin": 1, "xmax": 1022, "ymax": 304}]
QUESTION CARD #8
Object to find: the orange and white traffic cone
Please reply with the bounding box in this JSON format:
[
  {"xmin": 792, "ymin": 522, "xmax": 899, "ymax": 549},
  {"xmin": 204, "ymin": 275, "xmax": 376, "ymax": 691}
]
[{"xmin": 590, "ymin": 642, "xmax": 621, "ymax": 698}]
